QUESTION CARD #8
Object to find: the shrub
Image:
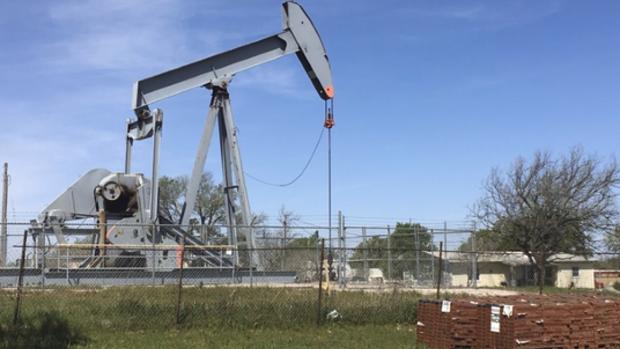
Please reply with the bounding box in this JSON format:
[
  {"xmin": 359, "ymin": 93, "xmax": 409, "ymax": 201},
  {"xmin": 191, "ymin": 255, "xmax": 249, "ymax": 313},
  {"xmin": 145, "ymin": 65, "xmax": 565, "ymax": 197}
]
[{"xmin": 0, "ymin": 311, "xmax": 87, "ymax": 349}]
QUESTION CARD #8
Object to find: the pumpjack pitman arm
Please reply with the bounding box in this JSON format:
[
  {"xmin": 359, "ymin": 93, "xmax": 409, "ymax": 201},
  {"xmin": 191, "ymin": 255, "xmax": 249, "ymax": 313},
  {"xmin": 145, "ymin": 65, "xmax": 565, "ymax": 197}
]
[{"xmin": 132, "ymin": 1, "xmax": 334, "ymax": 118}]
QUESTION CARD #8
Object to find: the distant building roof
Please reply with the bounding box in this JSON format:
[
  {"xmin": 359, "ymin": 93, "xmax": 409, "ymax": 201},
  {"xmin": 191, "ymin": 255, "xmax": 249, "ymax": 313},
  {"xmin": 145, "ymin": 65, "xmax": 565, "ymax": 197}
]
[{"xmin": 425, "ymin": 251, "xmax": 596, "ymax": 265}]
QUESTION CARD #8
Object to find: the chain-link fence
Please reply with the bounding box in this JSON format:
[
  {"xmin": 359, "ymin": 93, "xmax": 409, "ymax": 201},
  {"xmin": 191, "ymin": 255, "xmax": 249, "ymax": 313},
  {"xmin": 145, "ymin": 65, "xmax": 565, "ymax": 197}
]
[
  {"xmin": 0, "ymin": 220, "xmax": 477, "ymax": 288},
  {"xmin": 1, "ymin": 219, "xmax": 619, "ymax": 337},
  {"xmin": 0, "ymin": 220, "xmax": 465, "ymax": 333}
]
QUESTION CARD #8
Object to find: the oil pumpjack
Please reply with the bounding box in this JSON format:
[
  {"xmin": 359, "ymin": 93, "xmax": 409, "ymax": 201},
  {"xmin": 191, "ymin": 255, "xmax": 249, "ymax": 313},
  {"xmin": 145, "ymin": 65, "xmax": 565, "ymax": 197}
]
[{"xmin": 28, "ymin": 1, "xmax": 334, "ymax": 272}]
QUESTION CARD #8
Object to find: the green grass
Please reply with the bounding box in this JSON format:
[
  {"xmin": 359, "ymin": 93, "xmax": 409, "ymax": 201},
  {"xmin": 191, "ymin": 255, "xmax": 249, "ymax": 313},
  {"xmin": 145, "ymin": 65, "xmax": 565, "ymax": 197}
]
[
  {"xmin": 77, "ymin": 325, "xmax": 417, "ymax": 349},
  {"xmin": 0, "ymin": 286, "xmax": 421, "ymax": 348}
]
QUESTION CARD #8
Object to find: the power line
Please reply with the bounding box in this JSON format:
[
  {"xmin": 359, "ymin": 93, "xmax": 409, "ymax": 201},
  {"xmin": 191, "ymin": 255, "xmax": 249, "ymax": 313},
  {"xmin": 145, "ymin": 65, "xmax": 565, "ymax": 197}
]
[{"xmin": 244, "ymin": 126, "xmax": 325, "ymax": 187}]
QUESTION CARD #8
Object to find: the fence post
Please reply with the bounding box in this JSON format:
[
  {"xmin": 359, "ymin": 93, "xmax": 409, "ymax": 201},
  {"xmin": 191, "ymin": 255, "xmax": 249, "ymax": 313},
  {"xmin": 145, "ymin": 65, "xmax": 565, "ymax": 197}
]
[
  {"xmin": 317, "ymin": 238, "xmax": 325, "ymax": 327},
  {"xmin": 281, "ymin": 220, "xmax": 287, "ymax": 271},
  {"xmin": 362, "ymin": 227, "xmax": 368, "ymax": 281},
  {"xmin": 41, "ymin": 231, "xmax": 46, "ymax": 287},
  {"xmin": 151, "ymin": 223, "xmax": 156, "ymax": 286},
  {"xmin": 232, "ymin": 251, "xmax": 236, "ymax": 284},
  {"xmin": 65, "ymin": 244, "xmax": 69, "ymax": 284},
  {"xmin": 175, "ymin": 240, "xmax": 186, "ymax": 325},
  {"xmin": 342, "ymin": 214, "xmax": 347, "ymax": 288},
  {"xmin": 471, "ymin": 223, "xmax": 477, "ymax": 288},
  {"xmin": 315, "ymin": 230, "xmax": 320, "ymax": 278},
  {"xmin": 249, "ymin": 247, "xmax": 254, "ymax": 287},
  {"xmin": 415, "ymin": 225, "xmax": 420, "ymax": 282},
  {"xmin": 13, "ymin": 230, "xmax": 28, "ymax": 325},
  {"xmin": 436, "ymin": 241, "xmax": 443, "ymax": 300},
  {"xmin": 430, "ymin": 238, "xmax": 435, "ymax": 285},
  {"xmin": 387, "ymin": 225, "xmax": 392, "ymax": 281},
  {"xmin": 337, "ymin": 211, "xmax": 342, "ymax": 287},
  {"xmin": 443, "ymin": 221, "xmax": 449, "ymax": 274}
]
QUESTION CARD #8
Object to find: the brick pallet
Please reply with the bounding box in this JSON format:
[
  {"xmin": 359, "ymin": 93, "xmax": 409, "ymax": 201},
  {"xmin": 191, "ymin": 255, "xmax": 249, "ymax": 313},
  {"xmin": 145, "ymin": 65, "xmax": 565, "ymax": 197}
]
[
  {"xmin": 417, "ymin": 300, "xmax": 482, "ymax": 349},
  {"xmin": 417, "ymin": 295, "xmax": 620, "ymax": 349}
]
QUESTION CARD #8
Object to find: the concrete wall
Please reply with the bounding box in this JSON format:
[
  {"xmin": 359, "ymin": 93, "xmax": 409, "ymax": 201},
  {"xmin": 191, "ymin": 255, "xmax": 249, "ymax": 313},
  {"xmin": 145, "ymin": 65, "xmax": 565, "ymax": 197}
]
[
  {"xmin": 477, "ymin": 262, "xmax": 510, "ymax": 287},
  {"xmin": 448, "ymin": 262, "xmax": 511, "ymax": 288},
  {"xmin": 450, "ymin": 263, "xmax": 469, "ymax": 287},
  {"xmin": 554, "ymin": 264, "xmax": 595, "ymax": 289}
]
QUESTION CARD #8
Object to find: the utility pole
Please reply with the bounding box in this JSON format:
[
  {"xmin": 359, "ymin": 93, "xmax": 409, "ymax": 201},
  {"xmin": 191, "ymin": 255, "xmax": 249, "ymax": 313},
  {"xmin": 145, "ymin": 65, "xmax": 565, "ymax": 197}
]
[{"xmin": 1, "ymin": 163, "xmax": 8, "ymax": 267}]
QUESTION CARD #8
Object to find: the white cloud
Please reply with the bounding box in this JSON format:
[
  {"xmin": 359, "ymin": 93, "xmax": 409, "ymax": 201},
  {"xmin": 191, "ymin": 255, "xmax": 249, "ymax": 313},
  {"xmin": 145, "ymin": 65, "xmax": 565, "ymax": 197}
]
[
  {"xmin": 42, "ymin": 0, "xmax": 298, "ymax": 93},
  {"xmin": 46, "ymin": 0, "xmax": 192, "ymax": 72}
]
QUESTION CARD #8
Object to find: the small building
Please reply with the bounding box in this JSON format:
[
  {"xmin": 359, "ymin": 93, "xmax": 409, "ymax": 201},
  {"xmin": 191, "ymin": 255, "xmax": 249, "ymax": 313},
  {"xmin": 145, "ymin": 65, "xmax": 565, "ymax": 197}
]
[
  {"xmin": 594, "ymin": 270, "xmax": 620, "ymax": 289},
  {"xmin": 427, "ymin": 251, "xmax": 598, "ymax": 289}
]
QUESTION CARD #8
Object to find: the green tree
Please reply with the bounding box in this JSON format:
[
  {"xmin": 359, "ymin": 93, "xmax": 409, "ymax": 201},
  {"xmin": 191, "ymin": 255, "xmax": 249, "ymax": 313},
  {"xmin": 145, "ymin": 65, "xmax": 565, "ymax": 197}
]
[
  {"xmin": 158, "ymin": 172, "xmax": 225, "ymax": 242},
  {"xmin": 458, "ymin": 228, "xmax": 519, "ymax": 252},
  {"xmin": 351, "ymin": 222, "xmax": 434, "ymax": 280},
  {"xmin": 158, "ymin": 175, "xmax": 186, "ymax": 221}
]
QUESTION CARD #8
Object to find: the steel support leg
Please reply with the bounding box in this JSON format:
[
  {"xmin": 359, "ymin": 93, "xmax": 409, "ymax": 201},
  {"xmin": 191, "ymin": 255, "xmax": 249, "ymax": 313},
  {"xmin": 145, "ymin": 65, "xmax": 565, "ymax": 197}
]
[
  {"xmin": 180, "ymin": 95, "xmax": 219, "ymax": 228},
  {"xmin": 218, "ymin": 103, "xmax": 239, "ymax": 264},
  {"xmin": 222, "ymin": 97, "xmax": 260, "ymax": 269},
  {"xmin": 149, "ymin": 111, "xmax": 163, "ymax": 245},
  {"xmin": 179, "ymin": 85, "xmax": 260, "ymax": 269},
  {"xmin": 150, "ymin": 110, "xmax": 163, "ymax": 224}
]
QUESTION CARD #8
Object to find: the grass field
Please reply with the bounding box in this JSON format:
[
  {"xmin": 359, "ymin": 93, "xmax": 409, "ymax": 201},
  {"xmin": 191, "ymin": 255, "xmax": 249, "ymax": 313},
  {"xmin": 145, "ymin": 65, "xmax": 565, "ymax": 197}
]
[
  {"xmin": 0, "ymin": 286, "xmax": 421, "ymax": 348},
  {"xmin": 4, "ymin": 285, "xmax": 612, "ymax": 348},
  {"xmin": 79, "ymin": 325, "xmax": 416, "ymax": 349}
]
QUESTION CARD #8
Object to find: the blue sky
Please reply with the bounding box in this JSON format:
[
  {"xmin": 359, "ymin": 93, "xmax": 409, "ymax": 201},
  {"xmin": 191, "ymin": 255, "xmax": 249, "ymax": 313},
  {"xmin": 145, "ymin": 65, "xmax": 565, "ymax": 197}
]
[{"xmin": 0, "ymin": 0, "xmax": 619, "ymax": 228}]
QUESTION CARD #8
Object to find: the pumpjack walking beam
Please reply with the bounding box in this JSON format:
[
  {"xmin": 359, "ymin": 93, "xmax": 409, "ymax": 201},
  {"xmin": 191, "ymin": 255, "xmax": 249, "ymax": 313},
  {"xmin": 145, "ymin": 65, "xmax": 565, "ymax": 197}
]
[
  {"xmin": 130, "ymin": 1, "xmax": 334, "ymax": 268},
  {"xmin": 132, "ymin": 2, "xmax": 333, "ymax": 118}
]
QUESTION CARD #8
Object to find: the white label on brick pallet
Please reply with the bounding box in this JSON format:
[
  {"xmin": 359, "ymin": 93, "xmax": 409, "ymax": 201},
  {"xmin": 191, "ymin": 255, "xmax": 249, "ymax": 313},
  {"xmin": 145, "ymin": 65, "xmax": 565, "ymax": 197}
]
[
  {"xmin": 441, "ymin": 300, "xmax": 451, "ymax": 313},
  {"xmin": 490, "ymin": 306, "xmax": 500, "ymax": 333}
]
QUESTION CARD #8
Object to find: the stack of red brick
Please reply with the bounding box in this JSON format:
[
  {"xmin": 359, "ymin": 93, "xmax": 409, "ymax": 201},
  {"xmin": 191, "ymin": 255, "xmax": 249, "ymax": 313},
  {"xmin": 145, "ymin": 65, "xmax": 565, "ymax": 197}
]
[{"xmin": 417, "ymin": 295, "xmax": 620, "ymax": 349}]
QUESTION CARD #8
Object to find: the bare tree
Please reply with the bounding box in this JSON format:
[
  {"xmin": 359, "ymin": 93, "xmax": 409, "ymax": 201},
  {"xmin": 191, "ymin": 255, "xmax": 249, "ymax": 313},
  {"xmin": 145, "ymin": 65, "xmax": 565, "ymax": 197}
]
[
  {"xmin": 250, "ymin": 212, "xmax": 268, "ymax": 227},
  {"xmin": 605, "ymin": 226, "xmax": 620, "ymax": 253},
  {"xmin": 256, "ymin": 206, "xmax": 302, "ymax": 271},
  {"xmin": 277, "ymin": 206, "xmax": 300, "ymax": 241},
  {"xmin": 474, "ymin": 148, "xmax": 620, "ymax": 294}
]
